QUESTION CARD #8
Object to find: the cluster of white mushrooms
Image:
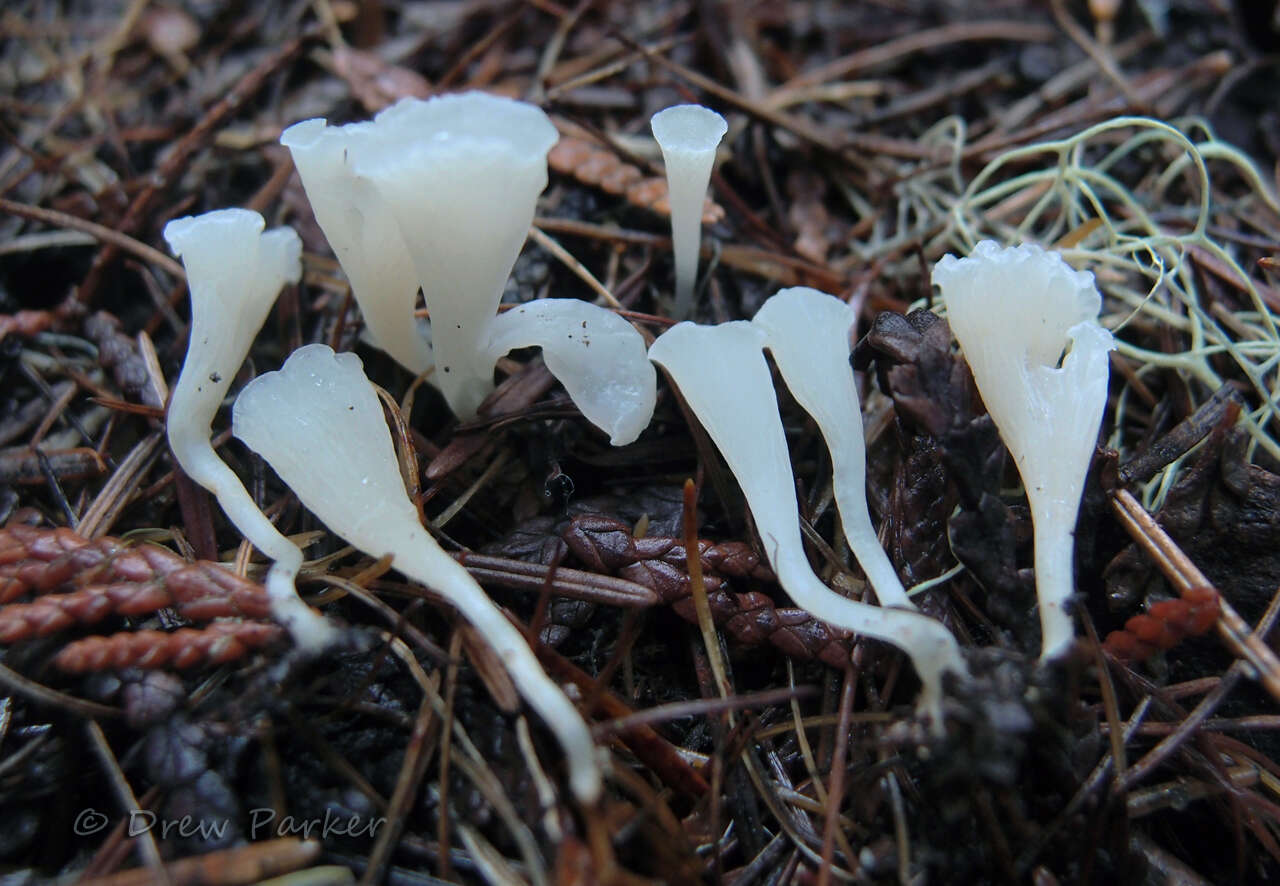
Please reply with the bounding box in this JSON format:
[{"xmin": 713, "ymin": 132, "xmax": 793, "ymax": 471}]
[{"xmin": 164, "ymin": 91, "xmax": 1112, "ymax": 804}]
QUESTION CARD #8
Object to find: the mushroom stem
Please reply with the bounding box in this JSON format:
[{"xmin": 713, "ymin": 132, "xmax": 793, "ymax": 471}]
[
  {"xmin": 1033, "ymin": 515, "xmax": 1078, "ymax": 661},
  {"xmin": 390, "ymin": 536, "xmax": 602, "ymax": 802},
  {"xmin": 233, "ymin": 344, "xmax": 602, "ymax": 802},
  {"xmin": 753, "ymin": 288, "xmax": 914, "ymax": 610},
  {"xmin": 650, "ymin": 104, "xmax": 727, "ymax": 319}
]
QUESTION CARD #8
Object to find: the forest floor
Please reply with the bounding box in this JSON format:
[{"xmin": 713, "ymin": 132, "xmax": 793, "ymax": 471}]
[{"xmin": 1, "ymin": 1, "xmax": 1280, "ymax": 883}]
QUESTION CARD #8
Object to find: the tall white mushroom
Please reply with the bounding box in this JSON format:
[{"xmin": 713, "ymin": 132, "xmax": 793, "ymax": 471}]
[
  {"xmin": 752, "ymin": 288, "xmax": 914, "ymax": 610},
  {"xmin": 650, "ymin": 104, "xmax": 727, "ymax": 320},
  {"xmin": 233, "ymin": 344, "xmax": 602, "ymax": 803},
  {"xmin": 352, "ymin": 92, "xmax": 559, "ymax": 418},
  {"xmin": 649, "ymin": 321, "xmax": 967, "ymax": 726},
  {"xmin": 932, "ymin": 241, "xmax": 1114, "ymax": 661},
  {"xmin": 164, "ymin": 209, "xmax": 335, "ymax": 651}
]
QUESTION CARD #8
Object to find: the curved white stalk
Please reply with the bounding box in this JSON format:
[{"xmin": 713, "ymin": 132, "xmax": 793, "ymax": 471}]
[
  {"xmin": 650, "ymin": 104, "xmax": 726, "ymax": 319},
  {"xmin": 753, "ymin": 287, "xmax": 914, "ymax": 610},
  {"xmin": 164, "ymin": 209, "xmax": 335, "ymax": 651},
  {"xmin": 279, "ymin": 119, "xmax": 429, "ymax": 375},
  {"xmin": 486, "ymin": 299, "xmax": 656, "ymax": 445},
  {"xmin": 933, "ymin": 241, "xmax": 1114, "ymax": 661},
  {"xmin": 649, "ymin": 322, "xmax": 967, "ymax": 726},
  {"xmin": 233, "ymin": 344, "xmax": 602, "ymax": 803}
]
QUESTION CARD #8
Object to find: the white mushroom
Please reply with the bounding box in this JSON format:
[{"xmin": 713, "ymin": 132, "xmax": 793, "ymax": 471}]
[
  {"xmin": 232, "ymin": 343, "xmax": 602, "ymax": 803},
  {"xmin": 351, "ymin": 92, "xmax": 559, "ymax": 418},
  {"xmin": 932, "ymin": 240, "xmax": 1114, "ymax": 661},
  {"xmin": 486, "ymin": 298, "xmax": 656, "ymax": 446},
  {"xmin": 752, "ymin": 288, "xmax": 914, "ymax": 610},
  {"xmin": 279, "ymin": 119, "xmax": 429, "ymax": 375},
  {"xmin": 650, "ymin": 104, "xmax": 727, "ymax": 320},
  {"xmin": 649, "ymin": 321, "xmax": 967, "ymax": 726},
  {"xmin": 164, "ymin": 209, "xmax": 336, "ymax": 651}
]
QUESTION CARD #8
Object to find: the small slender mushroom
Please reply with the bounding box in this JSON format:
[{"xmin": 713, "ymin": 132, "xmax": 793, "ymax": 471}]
[
  {"xmin": 932, "ymin": 240, "xmax": 1114, "ymax": 661},
  {"xmin": 351, "ymin": 92, "xmax": 559, "ymax": 418},
  {"xmin": 164, "ymin": 209, "xmax": 336, "ymax": 651},
  {"xmin": 232, "ymin": 343, "xmax": 602, "ymax": 803},
  {"xmin": 752, "ymin": 288, "xmax": 914, "ymax": 610},
  {"xmin": 649, "ymin": 104, "xmax": 727, "ymax": 320},
  {"xmin": 649, "ymin": 321, "xmax": 967, "ymax": 726},
  {"xmin": 279, "ymin": 119, "xmax": 429, "ymax": 375}
]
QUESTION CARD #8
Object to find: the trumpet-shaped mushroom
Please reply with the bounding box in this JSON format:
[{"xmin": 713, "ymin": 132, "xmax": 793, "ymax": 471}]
[
  {"xmin": 932, "ymin": 241, "xmax": 1114, "ymax": 661},
  {"xmin": 282, "ymin": 93, "xmax": 656, "ymax": 445},
  {"xmin": 649, "ymin": 321, "xmax": 967, "ymax": 726},
  {"xmin": 279, "ymin": 119, "xmax": 429, "ymax": 374},
  {"xmin": 351, "ymin": 92, "xmax": 559, "ymax": 418},
  {"xmin": 232, "ymin": 344, "xmax": 602, "ymax": 803},
  {"xmin": 650, "ymin": 104, "xmax": 727, "ymax": 320},
  {"xmin": 164, "ymin": 209, "xmax": 336, "ymax": 651},
  {"xmin": 752, "ymin": 288, "xmax": 914, "ymax": 610}
]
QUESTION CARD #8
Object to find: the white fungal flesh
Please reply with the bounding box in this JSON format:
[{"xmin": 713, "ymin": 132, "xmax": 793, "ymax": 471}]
[
  {"xmin": 752, "ymin": 288, "xmax": 914, "ymax": 610},
  {"xmin": 650, "ymin": 104, "xmax": 727, "ymax": 320},
  {"xmin": 486, "ymin": 299, "xmax": 656, "ymax": 445},
  {"xmin": 232, "ymin": 344, "xmax": 603, "ymax": 803},
  {"xmin": 649, "ymin": 321, "xmax": 967, "ymax": 726},
  {"xmin": 279, "ymin": 119, "xmax": 430, "ymax": 375},
  {"xmin": 932, "ymin": 240, "xmax": 1114, "ymax": 661},
  {"xmin": 164, "ymin": 209, "xmax": 336, "ymax": 651},
  {"xmin": 350, "ymin": 92, "xmax": 559, "ymax": 418}
]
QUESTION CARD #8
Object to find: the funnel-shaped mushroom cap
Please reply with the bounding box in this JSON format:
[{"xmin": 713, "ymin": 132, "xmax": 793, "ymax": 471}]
[
  {"xmin": 933, "ymin": 241, "xmax": 1114, "ymax": 660},
  {"xmin": 650, "ymin": 104, "xmax": 727, "ymax": 320},
  {"xmin": 351, "ymin": 93, "xmax": 559, "ymax": 417},
  {"xmin": 753, "ymin": 288, "xmax": 913, "ymax": 610},
  {"xmin": 280, "ymin": 119, "xmax": 428, "ymax": 375},
  {"xmin": 650, "ymin": 104, "xmax": 729, "ymax": 156},
  {"xmin": 649, "ymin": 321, "xmax": 966, "ymax": 725},
  {"xmin": 163, "ymin": 208, "xmax": 301, "ymax": 467},
  {"xmin": 486, "ymin": 299, "xmax": 656, "ymax": 445},
  {"xmin": 232, "ymin": 344, "xmax": 418, "ymax": 547},
  {"xmin": 233, "ymin": 344, "xmax": 603, "ymax": 802}
]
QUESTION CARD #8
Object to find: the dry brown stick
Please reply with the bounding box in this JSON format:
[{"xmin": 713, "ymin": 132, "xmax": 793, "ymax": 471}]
[
  {"xmin": 1049, "ymin": 0, "xmax": 1143, "ymax": 110},
  {"xmin": 538, "ymin": 645, "xmax": 710, "ymax": 798},
  {"xmin": 84, "ymin": 718, "xmax": 168, "ymax": 885},
  {"xmin": 454, "ymin": 552, "xmax": 658, "ymax": 608},
  {"xmin": 683, "ymin": 479, "xmax": 732, "ymax": 700},
  {"xmin": 776, "ymin": 20, "xmax": 1056, "ymax": 92},
  {"xmin": 534, "ymin": 216, "xmax": 847, "ymax": 290},
  {"xmin": 1111, "ymin": 489, "xmax": 1280, "ymax": 702},
  {"xmin": 360, "ymin": 677, "xmax": 441, "ymax": 886},
  {"xmin": 0, "ymin": 197, "xmax": 185, "ymax": 280},
  {"xmin": 817, "ymin": 665, "xmax": 856, "ymax": 886},
  {"xmin": 72, "ymin": 838, "xmax": 320, "ymax": 886},
  {"xmin": 76, "ymin": 432, "xmax": 164, "ymax": 541}
]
